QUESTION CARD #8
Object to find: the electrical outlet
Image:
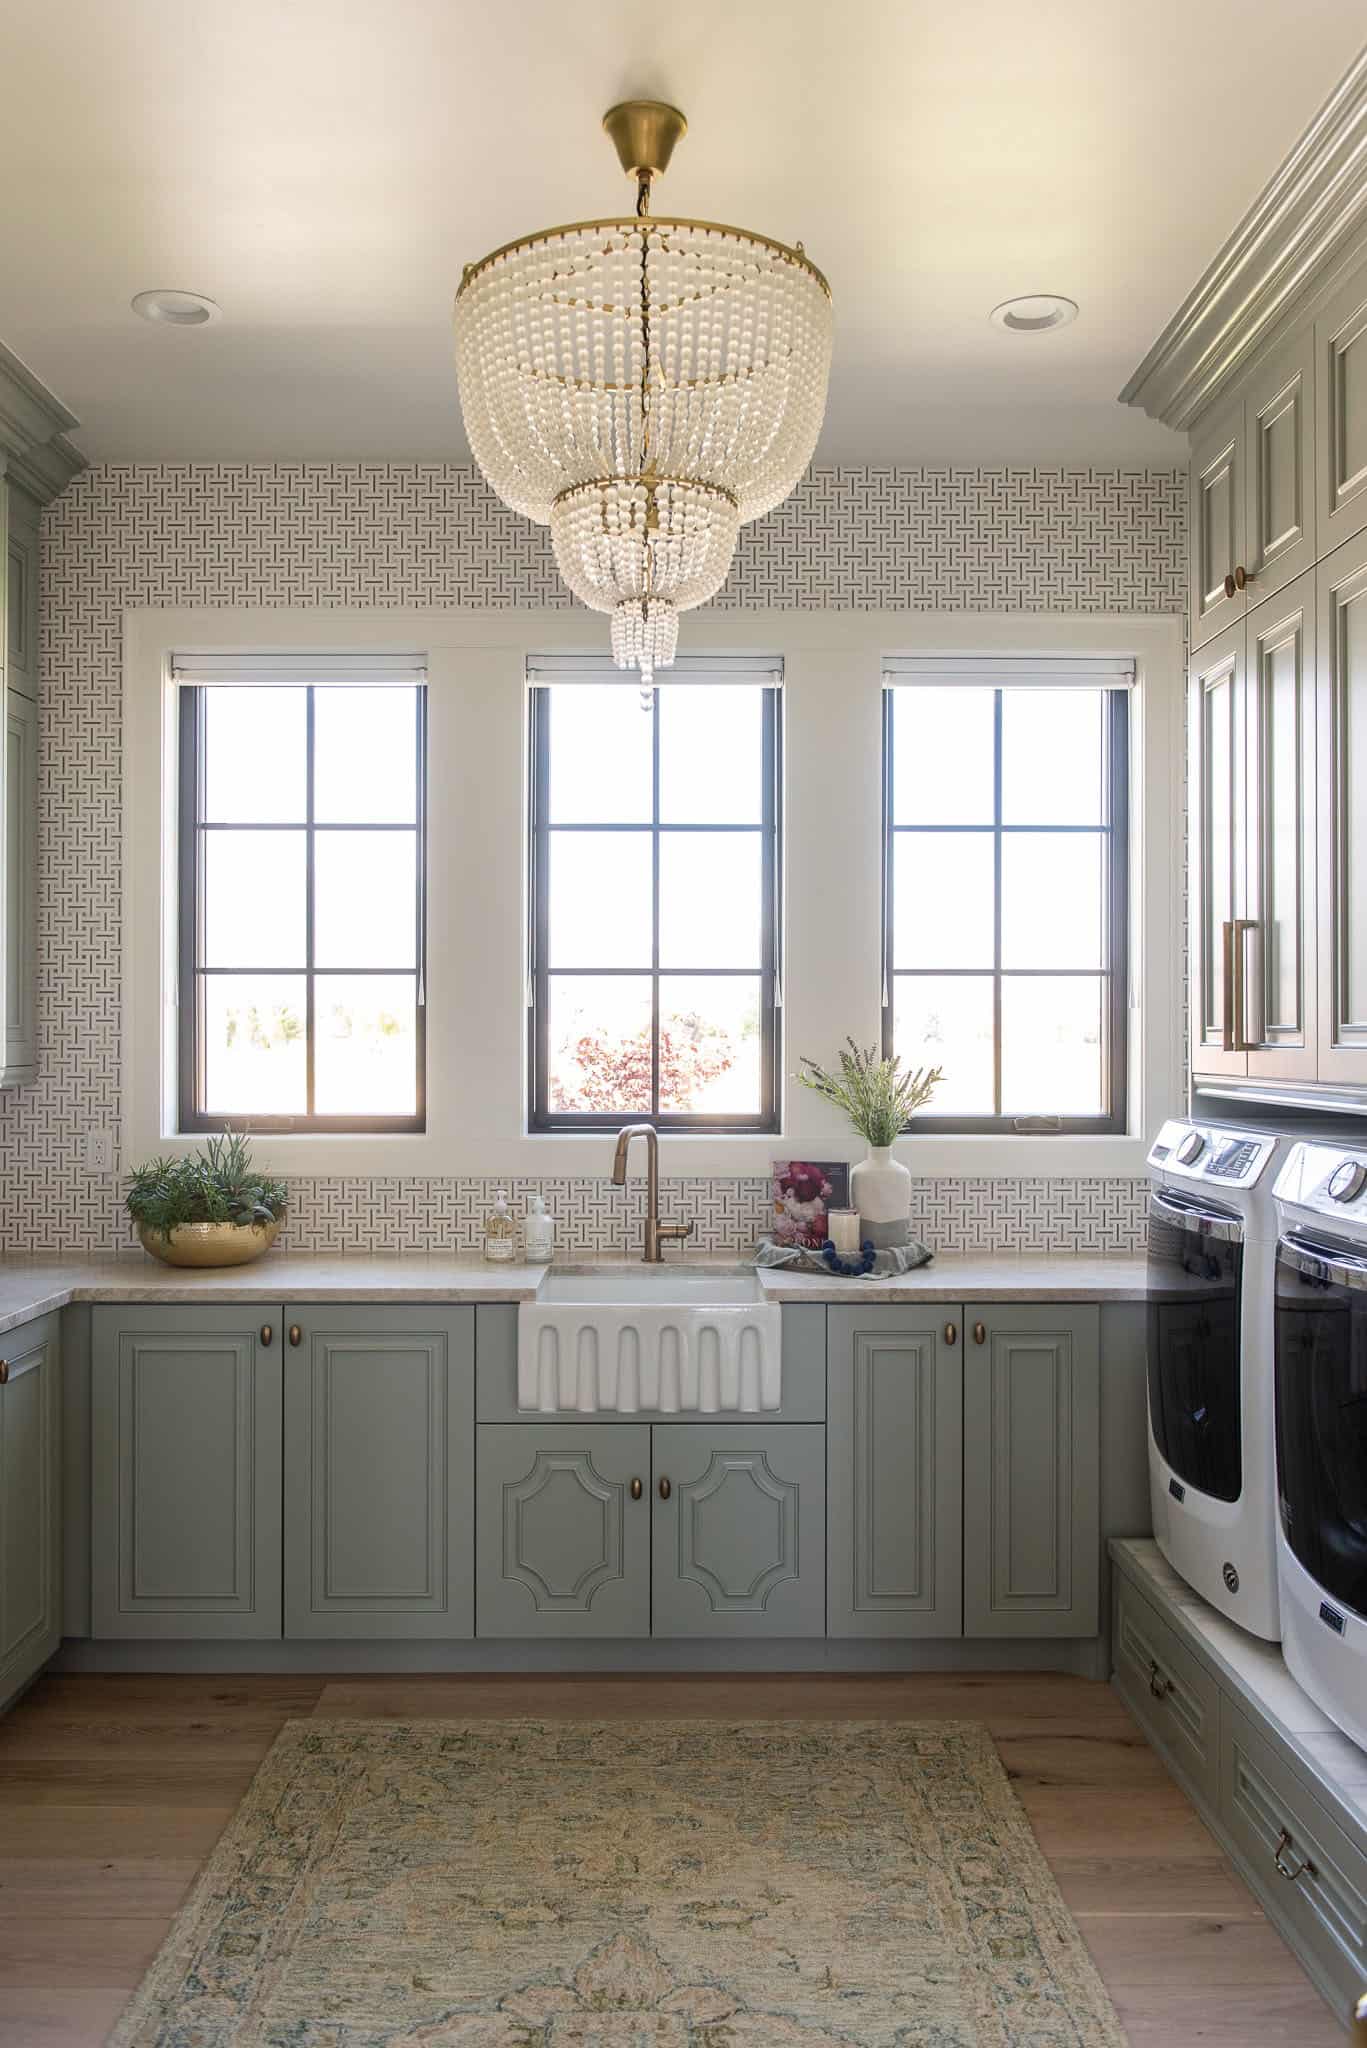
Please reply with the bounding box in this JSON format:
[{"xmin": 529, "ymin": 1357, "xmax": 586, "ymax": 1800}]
[{"xmin": 83, "ymin": 1130, "xmax": 115, "ymax": 1175}]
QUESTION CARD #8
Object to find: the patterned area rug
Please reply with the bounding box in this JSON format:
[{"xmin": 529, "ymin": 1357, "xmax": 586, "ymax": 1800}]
[{"xmin": 109, "ymin": 1718, "xmax": 1126, "ymax": 2046}]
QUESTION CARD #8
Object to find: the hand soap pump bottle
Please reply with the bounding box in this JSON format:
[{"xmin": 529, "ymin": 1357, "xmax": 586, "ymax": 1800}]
[
  {"xmin": 524, "ymin": 1193, "xmax": 555, "ymax": 1264},
  {"xmin": 483, "ymin": 1188, "xmax": 516, "ymax": 1263}
]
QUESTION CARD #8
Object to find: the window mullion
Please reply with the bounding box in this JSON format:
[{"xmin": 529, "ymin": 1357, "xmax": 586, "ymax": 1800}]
[
  {"xmin": 305, "ymin": 684, "xmax": 316, "ymax": 1120},
  {"xmin": 650, "ymin": 691, "xmax": 661, "ymax": 1121},
  {"xmin": 992, "ymin": 689, "xmax": 1003, "ymax": 1118}
]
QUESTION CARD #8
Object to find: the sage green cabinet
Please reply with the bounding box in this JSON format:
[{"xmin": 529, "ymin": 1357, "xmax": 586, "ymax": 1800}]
[
  {"xmin": 284, "ymin": 1307, "xmax": 473, "ymax": 1639},
  {"xmin": 963, "ymin": 1305, "xmax": 1100, "ymax": 1638},
  {"xmin": 91, "ymin": 1307, "xmax": 282, "ymax": 1639},
  {"xmin": 826, "ymin": 1308, "xmax": 962, "ymax": 1637},
  {"xmin": 477, "ymin": 1424, "xmax": 650, "ymax": 1638},
  {"xmin": 0, "ymin": 1312, "xmax": 61, "ymax": 1704},
  {"xmin": 652, "ymin": 1424, "xmax": 825, "ymax": 1638}
]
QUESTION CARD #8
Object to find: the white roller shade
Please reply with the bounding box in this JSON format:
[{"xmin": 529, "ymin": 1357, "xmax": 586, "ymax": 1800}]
[
  {"xmin": 883, "ymin": 655, "xmax": 1134, "ymax": 689},
  {"xmin": 171, "ymin": 653, "xmax": 427, "ymax": 685},
  {"xmin": 526, "ymin": 653, "xmax": 783, "ymax": 686}
]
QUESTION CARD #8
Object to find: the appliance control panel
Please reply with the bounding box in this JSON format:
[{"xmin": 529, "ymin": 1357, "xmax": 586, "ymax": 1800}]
[
  {"xmin": 1148, "ymin": 1120, "xmax": 1278, "ymax": 1186},
  {"xmin": 1275, "ymin": 1141, "xmax": 1367, "ymax": 1222}
]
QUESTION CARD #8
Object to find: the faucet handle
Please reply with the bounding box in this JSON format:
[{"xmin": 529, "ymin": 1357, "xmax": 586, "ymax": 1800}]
[{"xmin": 658, "ymin": 1219, "xmax": 695, "ymax": 1244}]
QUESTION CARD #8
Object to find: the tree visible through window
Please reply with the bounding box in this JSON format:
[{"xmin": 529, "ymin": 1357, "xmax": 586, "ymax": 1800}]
[
  {"xmin": 178, "ymin": 679, "xmax": 426, "ymax": 1132},
  {"xmin": 529, "ymin": 678, "xmax": 781, "ymax": 1131}
]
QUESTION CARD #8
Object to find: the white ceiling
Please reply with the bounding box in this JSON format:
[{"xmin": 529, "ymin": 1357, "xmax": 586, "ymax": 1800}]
[{"xmin": 1, "ymin": 0, "xmax": 1364, "ymax": 468}]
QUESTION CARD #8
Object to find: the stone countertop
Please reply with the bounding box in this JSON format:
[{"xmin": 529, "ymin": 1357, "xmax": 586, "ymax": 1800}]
[{"xmin": 0, "ymin": 1249, "xmax": 1149, "ymax": 1336}]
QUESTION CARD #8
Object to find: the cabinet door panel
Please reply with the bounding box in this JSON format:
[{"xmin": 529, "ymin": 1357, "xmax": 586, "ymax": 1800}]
[
  {"xmin": 1245, "ymin": 330, "xmax": 1315, "ymax": 600},
  {"xmin": 827, "ymin": 1308, "xmax": 962, "ymax": 1637},
  {"xmin": 285, "ymin": 1307, "xmax": 473, "ymax": 1638},
  {"xmin": 4, "ymin": 688, "xmax": 37, "ymax": 1083},
  {"xmin": 652, "ymin": 1424, "xmax": 825, "ymax": 1637},
  {"xmin": 91, "ymin": 1308, "xmax": 282, "ymax": 1639},
  {"xmin": 1189, "ymin": 624, "xmax": 1248, "ymax": 1077},
  {"xmin": 964, "ymin": 1306, "xmax": 1099, "ymax": 1637},
  {"xmin": 0, "ymin": 1314, "xmax": 60, "ymax": 1703},
  {"xmin": 477, "ymin": 1424, "xmax": 649, "ymax": 1637},
  {"xmin": 1317, "ymin": 528, "xmax": 1367, "ymax": 1082},
  {"xmin": 1317, "ymin": 256, "xmax": 1367, "ymax": 555},
  {"xmin": 1244, "ymin": 575, "xmax": 1317, "ymax": 1079},
  {"xmin": 1190, "ymin": 398, "xmax": 1246, "ymax": 648},
  {"xmin": 5, "ymin": 483, "xmax": 39, "ymax": 702}
]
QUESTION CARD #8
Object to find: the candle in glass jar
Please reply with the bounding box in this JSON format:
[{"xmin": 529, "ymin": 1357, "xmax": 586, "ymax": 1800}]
[{"xmin": 827, "ymin": 1209, "xmax": 860, "ymax": 1257}]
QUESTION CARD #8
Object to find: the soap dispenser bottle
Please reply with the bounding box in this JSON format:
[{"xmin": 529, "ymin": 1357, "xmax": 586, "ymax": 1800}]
[
  {"xmin": 524, "ymin": 1193, "xmax": 555, "ymax": 1264},
  {"xmin": 483, "ymin": 1188, "xmax": 517, "ymax": 1263}
]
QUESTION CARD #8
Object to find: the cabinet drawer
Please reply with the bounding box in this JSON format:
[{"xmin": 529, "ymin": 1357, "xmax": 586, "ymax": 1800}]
[
  {"xmin": 1219, "ymin": 1697, "xmax": 1367, "ymax": 2025},
  {"xmin": 1113, "ymin": 1571, "xmax": 1220, "ymax": 1804}
]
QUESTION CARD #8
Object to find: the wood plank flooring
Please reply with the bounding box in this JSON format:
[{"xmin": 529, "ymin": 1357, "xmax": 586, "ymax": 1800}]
[{"xmin": 0, "ymin": 1670, "xmax": 1343, "ymax": 2046}]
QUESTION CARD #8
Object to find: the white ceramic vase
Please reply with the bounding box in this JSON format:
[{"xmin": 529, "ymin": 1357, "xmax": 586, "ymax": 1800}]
[{"xmin": 849, "ymin": 1145, "xmax": 912, "ymax": 1232}]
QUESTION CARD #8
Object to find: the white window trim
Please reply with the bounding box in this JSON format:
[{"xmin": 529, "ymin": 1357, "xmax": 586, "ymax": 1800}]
[{"xmin": 124, "ymin": 605, "xmax": 1184, "ymax": 1179}]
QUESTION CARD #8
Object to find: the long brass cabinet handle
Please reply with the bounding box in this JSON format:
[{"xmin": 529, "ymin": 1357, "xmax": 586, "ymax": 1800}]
[
  {"xmin": 973, "ymin": 1321, "xmax": 986, "ymax": 1345},
  {"xmin": 1221, "ymin": 920, "xmax": 1236, "ymax": 1051},
  {"xmin": 288, "ymin": 1324, "xmax": 302, "ymax": 1347},
  {"xmin": 629, "ymin": 1477, "xmax": 643, "ymax": 1501},
  {"xmin": 944, "ymin": 1322, "xmax": 958, "ymax": 1346},
  {"xmin": 1233, "ymin": 917, "xmax": 1258, "ymax": 1052},
  {"xmin": 1273, "ymin": 1828, "xmax": 1316, "ymax": 1884},
  {"xmin": 658, "ymin": 1476, "xmax": 671, "ymax": 1501},
  {"xmin": 260, "ymin": 1324, "xmax": 273, "ymax": 1347}
]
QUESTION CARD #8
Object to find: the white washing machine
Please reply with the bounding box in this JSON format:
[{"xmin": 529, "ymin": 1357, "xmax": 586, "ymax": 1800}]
[
  {"xmin": 1272, "ymin": 1142, "xmax": 1367, "ymax": 1749},
  {"xmin": 1145, "ymin": 1118, "xmax": 1290, "ymax": 1640}
]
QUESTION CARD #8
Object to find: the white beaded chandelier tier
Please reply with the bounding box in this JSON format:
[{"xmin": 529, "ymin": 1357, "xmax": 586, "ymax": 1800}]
[{"xmin": 453, "ymin": 99, "xmax": 832, "ymax": 683}]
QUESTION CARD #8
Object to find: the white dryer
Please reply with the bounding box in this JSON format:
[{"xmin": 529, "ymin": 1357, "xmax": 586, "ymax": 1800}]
[
  {"xmin": 1272, "ymin": 1142, "xmax": 1367, "ymax": 1749},
  {"xmin": 1146, "ymin": 1119, "xmax": 1290, "ymax": 1640}
]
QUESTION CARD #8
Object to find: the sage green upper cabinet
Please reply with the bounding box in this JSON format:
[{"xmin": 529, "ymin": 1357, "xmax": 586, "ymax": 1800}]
[
  {"xmin": 1188, "ymin": 623, "xmax": 1248, "ymax": 1079},
  {"xmin": 477, "ymin": 1423, "xmax": 650, "ymax": 1638},
  {"xmin": 963, "ymin": 1305, "xmax": 1100, "ymax": 1638},
  {"xmin": 1244, "ymin": 330, "xmax": 1316, "ymax": 603},
  {"xmin": 1243, "ymin": 574, "xmax": 1318, "ymax": 1082},
  {"xmin": 1316, "ymin": 526, "xmax": 1367, "ymax": 1083},
  {"xmin": 1190, "ymin": 394, "xmax": 1247, "ymax": 650},
  {"xmin": 283, "ymin": 1307, "xmax": 473, "ymax": 1639},
  {"xmin": 0, "ymin": 1312, "xmax": 61, "ymax": 1706},
  {"xmin": 5, "ymin": 483, "xmax": 39, "ymax": 703},
  {"xmin": 652, "ymin": 1424, "xmax": 825, "ymax": 1638},
  {"xmin": 1316, "ymin": 253, "xmax": 1367, "ymax": 556},
  {"xmin": 91, "ymin": 1307, "xmax": 283, "ymax": 1639},
  {"xmin": 826, "ymin": 1308, "xmax": 962, "ymax": 1638}
]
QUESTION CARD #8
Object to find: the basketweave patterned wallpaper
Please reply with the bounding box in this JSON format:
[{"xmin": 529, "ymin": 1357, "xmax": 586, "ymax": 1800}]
[{"xmin": 0, "ymin": 461, "xmax": 1183, "ymax": 1256}]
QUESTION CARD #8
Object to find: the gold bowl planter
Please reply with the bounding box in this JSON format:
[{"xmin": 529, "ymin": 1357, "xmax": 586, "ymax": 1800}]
[{"xmin": 137, "ymin": 1218, "xmax": 280, "ymax": 1269}]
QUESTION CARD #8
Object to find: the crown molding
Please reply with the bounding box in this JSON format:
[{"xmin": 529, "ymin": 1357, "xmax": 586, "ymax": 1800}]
[
  {"xmin": 0, "ymin": 338, "xmax": 84, "ymax": 504},
  {"xmin": 1121, "ymin": 45, "xmax": 1367, "ymax": 431}
]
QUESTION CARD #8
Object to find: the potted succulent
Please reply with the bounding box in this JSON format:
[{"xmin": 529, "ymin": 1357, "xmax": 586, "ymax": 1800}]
[
  {"xmin": 796, "ymin": 1039, "xmax": 942, "ymax": 1242},
  {"xmin": 125, "ymin": 1130, "xmax": 288, "ymax": 1268}
]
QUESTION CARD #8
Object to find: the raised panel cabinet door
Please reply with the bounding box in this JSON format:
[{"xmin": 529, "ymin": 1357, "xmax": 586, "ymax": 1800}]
[
  {"xmin": 0, "ymin": 1313, "xmax": 61, "ymax": 1705},
  {"xmin": 826, "ymin": 1307, "xmax": 962, "ymax": 1638},
  {"xmin": 1317, "ymin": 527, "xmax": 1367, "ymax": 1083},
  {"xmin": 1188, "ymin": 623, "xmax": 1249, "ymax": 1079},
  {"xmin": 5, "ymin": 483, "xmax": 39, "ymax": 701},
  {"xmin": 963, "ymin": 1306, "xmax": 1099, "ymax": 1638},
  {"xmin": 4, "ymin": 688, "xmax": 37, "ymax": 1083},
  {"xmin": 476, "ymin": 1424, "xmax": 649, "ymax": 1637},
  {"xmin": 284, "ymin": 1307, "xmax": 473, "ymax": 1639},
  {"xmin": 1189, "ymin": 394, "xmax": 1247, "ymax": 649},
  {"xmin": 90, "ymin": 1307, "xmax": 283, "ymax": 1639},
  {"xmin": 1244, "ymin": 327, "xmax": 1316, "ymax": 602},
  {"xmin": 652, "ymin": 1424, "xmax": 825, "ymax": 1638},
  {"xmin": 1243, "ymin": 574, "xmax": 1318, "ymax": 1081},
  {"xmin": 1316, "ymin": 255, "xmax": 1367, "ymax": 555}
]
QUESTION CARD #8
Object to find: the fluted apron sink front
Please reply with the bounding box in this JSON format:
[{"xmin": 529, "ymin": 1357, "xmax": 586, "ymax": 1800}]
[{"xmin": 517, "ymin": 1266, "xmax": 781, "ymax": 1415}]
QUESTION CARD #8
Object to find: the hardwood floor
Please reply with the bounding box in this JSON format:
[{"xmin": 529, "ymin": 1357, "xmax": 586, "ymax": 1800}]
[{"xmin": 0, "ymin": 1670, "xmax": 1344, "ymax": 2045}]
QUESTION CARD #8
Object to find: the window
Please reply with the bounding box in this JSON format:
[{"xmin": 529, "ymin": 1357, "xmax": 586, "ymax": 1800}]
[
  {"xmin": 527, "ymin": 660, "xmax": 782, "ymax": 1131},
  {"xmin": 176, "ymin": 656, "xmax": 426, "ymax": 1132},
  {"xmin": 883, "ymin": 658, "xmax": 1130, "ymax": 1133}
]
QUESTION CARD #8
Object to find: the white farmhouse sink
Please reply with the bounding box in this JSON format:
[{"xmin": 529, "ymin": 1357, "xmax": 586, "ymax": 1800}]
[{"xmin": 517, "ymin": 1265, "xmax": 781, "ymax": 1415}]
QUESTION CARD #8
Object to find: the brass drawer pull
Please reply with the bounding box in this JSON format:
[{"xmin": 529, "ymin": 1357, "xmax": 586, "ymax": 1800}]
[
  {"xmin": 658, "ymin": 1476, "xmax": 671, "ymax": 1501},
  {"xmin": 260, "ymin": 1324, "xmax": 273, "ymax": 1347},
  {"xmin": 944, "ymin": 1322, "xmax": 958, "ymax": 1346},
  {"xmin": 973, "ymin": 1321, "xmax": 986, "ymax": 1345},
  {"xmin": 630, "ymin": 1477, "xmax": 643, "ymax": 1501},
  {"xmin": 1148, "ymin": 1659, "xmax": 1173, "ymax": 1701},
  {"xmin": 1273, "ymin": 1829, "xmax": 1316, "ymax": 1884},
  {"xmin": 0, "ymin": 1359, "xmax": 7, "ymax": 1386},
  {"xmin": 288, "ymin": 1324, "xmax": 302, "ymax": 1347}
]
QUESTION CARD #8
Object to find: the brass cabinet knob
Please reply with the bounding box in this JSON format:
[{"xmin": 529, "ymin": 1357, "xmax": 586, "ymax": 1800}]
[
  {"xmin": 288, "ymin": 1324, "xmax": 302, "ymax": 1347},
  {"xmin": 1223, "ymin": 571, "xmax": 1237, "ymax": 600},
  {"xmin": 973, "ymin": 1321, "xmax": 986, "ymax": 1345},
  {"xmin": 630, "ymin": 1477, "xmax": 643, "ymax": 1501},
  {"xmin": 944, "ymin": 1322, "xmax": 958, "ymax": 1346},
  {"xmin": 0, "ymin": 1359, "xmax": 8, "ymax": 1386},
  {"xmin": 260, "ymin": 1324, "xmax": 273, "ymax": 1347},
  {"xmin": 1234, "ymin": 564, "xmax": 1249, "ymax": 590},
  {"xmin": 1148, "ymin": 1659, "xmax": 1172, "ymax": 1701},
  {"xmin": 658, "ymin": 1476, "xmax": 671, "ymax": 1501}
]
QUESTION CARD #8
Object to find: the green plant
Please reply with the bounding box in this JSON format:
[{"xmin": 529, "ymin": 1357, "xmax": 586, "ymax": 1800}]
[
  {"xmin": 124, "ymin": 1130, "xmax": 288, "ymax": 1237},
  {"xmin": 795, "ymin": 1038, "xmax": 943, "ymax": 1147}
]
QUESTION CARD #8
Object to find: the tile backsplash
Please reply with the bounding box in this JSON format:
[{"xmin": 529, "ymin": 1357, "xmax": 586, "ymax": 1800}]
[{"xmin": 0, "ymin": 460, "xmax": 1181, "ymax": 1255}]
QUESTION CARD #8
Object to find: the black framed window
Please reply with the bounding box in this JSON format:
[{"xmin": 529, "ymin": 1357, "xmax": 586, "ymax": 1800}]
[
  {"xmin": 528, "ymin": 670, "xmax": 781, "ymax": 1131},
  {"xmin": 882, "ymin": 666, "xmax": 1129, "ymax": 1133},
  {"xmin": 178, "ymin": 667, "xmax": 426, "ymax": 1132}
]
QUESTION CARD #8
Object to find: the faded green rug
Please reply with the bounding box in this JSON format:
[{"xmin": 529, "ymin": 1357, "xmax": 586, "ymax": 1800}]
[{"xmin": 109, "ymin": 1718, "xmax": 1126, "ymax": 2046}]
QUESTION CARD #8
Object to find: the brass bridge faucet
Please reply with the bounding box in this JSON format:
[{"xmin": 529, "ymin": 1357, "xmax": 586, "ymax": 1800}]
[{"xmin": 611, "ymin": 1124, "xmax": 696, "ymax": 1263}]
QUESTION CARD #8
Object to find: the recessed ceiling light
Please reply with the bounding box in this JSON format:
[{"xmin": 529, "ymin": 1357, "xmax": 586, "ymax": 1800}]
[
  {"xmin": 989, "ymin": 294, "xmax": 1078, "ymax": 335},
  {"xmin": 131, "ymin": 289, "xmax": 221, "ymax": 326}
]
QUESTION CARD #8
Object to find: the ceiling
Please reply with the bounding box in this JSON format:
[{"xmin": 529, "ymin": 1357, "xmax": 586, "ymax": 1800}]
[{"xmin": 1, "ymin": 0, "xmax": 1364, "ymax": 469}]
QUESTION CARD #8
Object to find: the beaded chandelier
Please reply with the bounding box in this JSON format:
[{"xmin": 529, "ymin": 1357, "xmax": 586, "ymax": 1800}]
[{"xmin": 453, "ymin": 100, "xmax": 832, "ymax": 684}]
